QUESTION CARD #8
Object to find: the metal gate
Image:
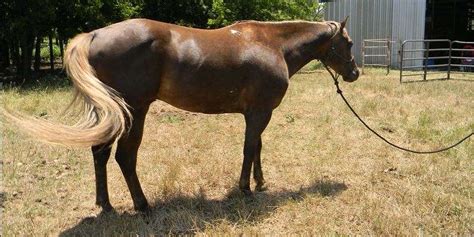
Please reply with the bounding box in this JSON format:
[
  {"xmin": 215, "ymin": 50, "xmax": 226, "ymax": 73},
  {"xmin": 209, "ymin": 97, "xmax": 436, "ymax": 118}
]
[
  {"xmin": 361, "ymin": 39, "xmax": 393, "ymax": 75},
  {"xmin": 450, "ymin": 41, "xmax": 474, "ymax": 74},
  {"xmin": 399, "ymin": 39, "xmax": 474, "ymax": 83}
]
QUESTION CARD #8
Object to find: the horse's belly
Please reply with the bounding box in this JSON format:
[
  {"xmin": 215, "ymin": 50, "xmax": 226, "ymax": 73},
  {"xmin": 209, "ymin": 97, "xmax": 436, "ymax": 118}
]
[{"xmin": 156, "ymin": 78, "xmax": 246, "ymax": 114}]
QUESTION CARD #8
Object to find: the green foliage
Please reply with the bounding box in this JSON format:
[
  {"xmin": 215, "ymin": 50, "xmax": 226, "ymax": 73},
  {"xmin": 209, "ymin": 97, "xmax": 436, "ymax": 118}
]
[
  {"xmin": 101, "ymin": 0, "xmax": 143, "ymax": 24},
  {"xmin": 141, "ymin": 0, "xmax": 213, "ymax": 28},
  {"xmin": 114, "ymin": 0, "xmax": 143, "ymax": 19},
  {"xmin": 39, "ymin": 41, "xmax": 61, "ymax": 60},
  {"xmin": 208, "ymin": 0, "xmax": 323, "ymax": 28},
  {"xmin": 208, "ymin": 0, "xmax": 231, "ymax": 27}
]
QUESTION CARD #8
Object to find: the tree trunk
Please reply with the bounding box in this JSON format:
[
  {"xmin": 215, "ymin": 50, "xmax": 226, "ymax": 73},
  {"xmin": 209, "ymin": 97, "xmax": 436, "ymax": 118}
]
[
  {"xmin": 12, "ymin": 40, "xmax": 20, "ymax": 74},
  {"xmin": 49, "ymin": 33, "xmax": 54, "ymax": 72},
  {"xmin": 19, "ymin": 34, "xmax": 34, "ymax": 80},
  {"xmin": 19, "ymin": 39, "xmax": 27, "ymax": 79},
  {"xmin": 6, "ymin": 44, "xmax": 10, "ymax": 68},
  {"xmin": 0, "ymin": 39, "xmax": 10, "ymax": 70},
  {"xmin": 34, "ymin": 36, "xmax": 42, "ymax": 72},
  {"xmin": 59, "ymin": 36, "xmax": 64, "ymax": 65},
  {"xmin": 26, "ymin": 35, "xmax": 34, "ymax": 77}
]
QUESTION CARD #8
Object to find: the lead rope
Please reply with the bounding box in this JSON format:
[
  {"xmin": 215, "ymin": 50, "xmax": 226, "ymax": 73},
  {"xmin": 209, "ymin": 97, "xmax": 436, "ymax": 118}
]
[{"xmin": 322, "ymin": 63, "xmax": 473, "ymax": 154}]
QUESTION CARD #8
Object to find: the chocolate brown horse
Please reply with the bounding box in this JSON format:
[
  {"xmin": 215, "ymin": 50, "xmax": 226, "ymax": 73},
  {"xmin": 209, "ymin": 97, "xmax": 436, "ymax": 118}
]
[{"xmin": 3, "ymin": 18, "xmax": 358, "ymax": 212}]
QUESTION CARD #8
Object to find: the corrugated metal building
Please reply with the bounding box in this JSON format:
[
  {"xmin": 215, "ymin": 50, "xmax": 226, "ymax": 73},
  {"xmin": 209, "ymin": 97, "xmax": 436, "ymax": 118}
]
[{"xmin": 324, "ymin": 0, "xmax": 427, "ymax": 68}]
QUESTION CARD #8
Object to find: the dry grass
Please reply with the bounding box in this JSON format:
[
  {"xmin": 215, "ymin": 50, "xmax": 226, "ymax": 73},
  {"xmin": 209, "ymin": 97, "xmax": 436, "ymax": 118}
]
[{"xmin": 1, "ymin": 67, "xmax": 473, "ymax": 235}]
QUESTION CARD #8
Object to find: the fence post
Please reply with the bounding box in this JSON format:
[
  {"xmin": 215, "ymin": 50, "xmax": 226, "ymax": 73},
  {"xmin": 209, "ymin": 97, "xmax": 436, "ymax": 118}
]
[
  {"xmin": 386, "ymin": 39, "xmax": 391, "ymax": 75},
  {"xmin": 448, "ymin": 40, "xmax": 452, "ymax": 80},
  {"xmin": 400, "ymin": 41, "xmax": 404, "ymax": 83},
  {"xmin": 361, "ymin": 40, "xmax": 365, "ymax": 75},
  {"xmin": 423, "ymin": 41, "xmax": 429, "ymax": 80}
]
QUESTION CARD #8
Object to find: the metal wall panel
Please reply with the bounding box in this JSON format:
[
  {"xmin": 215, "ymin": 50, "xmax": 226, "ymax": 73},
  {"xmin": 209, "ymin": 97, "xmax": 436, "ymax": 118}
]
[
  {"xmin": 324, "ymin": 0, "xmax": 426, "ymax": 68},
  {"xmin": 391, "ymin": 0, "xmax": 426, "ymax": 68}
]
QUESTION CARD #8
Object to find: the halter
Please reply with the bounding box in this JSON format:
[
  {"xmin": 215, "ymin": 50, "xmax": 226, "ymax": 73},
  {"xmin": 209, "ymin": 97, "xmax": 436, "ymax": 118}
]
[
  {"xmin": 319, "ymin": 24, "xmax": 356, "ymax": 84},
  {"xmin": 320, "ymin": 43, "xmax": 355, "ymax": 91},
  {"xmin": 323, "ymin": 45, "xmax": 355, "ymax": 64},
  {"xmin": 320, "ymin": 22, "xmax": 355, "ymax": 66}
]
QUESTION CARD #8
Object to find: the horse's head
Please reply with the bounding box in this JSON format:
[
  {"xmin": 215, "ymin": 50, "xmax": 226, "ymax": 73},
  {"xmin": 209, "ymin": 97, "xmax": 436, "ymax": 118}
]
[{"xmin": 321, "ymin": 18, "xmax": 359, "ymax": 82}]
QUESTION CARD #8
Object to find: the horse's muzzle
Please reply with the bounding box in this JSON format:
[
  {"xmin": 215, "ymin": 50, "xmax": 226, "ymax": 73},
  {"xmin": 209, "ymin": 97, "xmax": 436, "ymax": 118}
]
[{"xmin": 343, "ymin": 68, "xmax": 359, "ymax": 82}]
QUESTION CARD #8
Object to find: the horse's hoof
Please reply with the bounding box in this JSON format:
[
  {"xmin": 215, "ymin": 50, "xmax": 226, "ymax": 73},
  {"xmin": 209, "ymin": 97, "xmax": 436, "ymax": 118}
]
[
  {"xmin": 138, "ymin": 207, "xmax": 153, "ymax": 221},
  {"xmin": 255, "ymin": 183, "xmax": 268, "ymax": 192},
  {"xmin": 241, "ymin": 189, "xmax": 253, "ymax": 196},
  {"xmin": 102, "ymin": 205, "xmax": 114, "ymax": 213},
  {"xmin": 97, "ymin": 201, "xmax": 114, "ymax": 212},
  {"xmin": 135, "ymin": 203, "xmax": 151, "ymax": 214}
]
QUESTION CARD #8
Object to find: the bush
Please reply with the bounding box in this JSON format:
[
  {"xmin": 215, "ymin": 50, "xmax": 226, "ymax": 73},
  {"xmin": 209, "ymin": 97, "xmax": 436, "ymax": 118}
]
[{"xmin": 36, "ymin": 38, "xmax": 61, "ymax": 60}]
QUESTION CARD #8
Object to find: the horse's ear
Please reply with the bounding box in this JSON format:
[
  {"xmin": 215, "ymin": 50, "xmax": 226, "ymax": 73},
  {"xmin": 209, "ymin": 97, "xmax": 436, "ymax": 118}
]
[{"xmin": 340, "ymin": 16, "xmax": 349, "ymax": 30}]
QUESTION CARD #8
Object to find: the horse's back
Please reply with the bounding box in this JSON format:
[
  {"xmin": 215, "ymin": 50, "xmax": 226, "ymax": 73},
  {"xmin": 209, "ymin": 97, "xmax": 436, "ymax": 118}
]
[{"xmin": 87, "ymin": 19, "xmax": 289, "ymax": 112}]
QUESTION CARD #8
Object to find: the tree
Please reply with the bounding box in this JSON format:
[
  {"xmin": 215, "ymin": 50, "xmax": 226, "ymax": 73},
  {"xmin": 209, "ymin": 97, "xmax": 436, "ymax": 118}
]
[
  {"xmin": 208, "ymin": 0, "xmax": 323, "ymax": 28},
  {"xmin": 0, "ymin": 1, "xmax": 10, "ymax": 70},
  {"xmin": 101, "ymin": 0, "xmax": 143, "ymax": 23},
  {"xmin": 141, "ymin": 0, "xmax": 212, "ymax": 28},
  {"xmin": 1, "ymin": 0, "xmax": 55, "ymax": 78}
]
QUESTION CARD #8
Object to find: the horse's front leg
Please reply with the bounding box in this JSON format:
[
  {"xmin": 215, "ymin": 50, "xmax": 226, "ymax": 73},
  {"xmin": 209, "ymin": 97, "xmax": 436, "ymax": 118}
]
[
  {"xmin": 240, "ymin": 110, "xmax": 272, "ymax": 195},
  {"xmin": 253, "ymin": 138, "xmax": 267, "ymax": 192}
]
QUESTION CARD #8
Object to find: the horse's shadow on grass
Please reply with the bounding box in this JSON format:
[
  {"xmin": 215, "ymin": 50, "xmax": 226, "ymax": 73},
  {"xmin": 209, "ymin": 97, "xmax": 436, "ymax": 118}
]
[{"xmin": 59, "ymin": 179, "xmax": 347, "ymax": 236}]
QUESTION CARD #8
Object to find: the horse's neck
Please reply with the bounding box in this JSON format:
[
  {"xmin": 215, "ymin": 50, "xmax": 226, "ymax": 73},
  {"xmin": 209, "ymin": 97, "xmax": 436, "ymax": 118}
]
[{"xmin": 264, "ymin": 21, "xmax": 331, "ymax": 77}]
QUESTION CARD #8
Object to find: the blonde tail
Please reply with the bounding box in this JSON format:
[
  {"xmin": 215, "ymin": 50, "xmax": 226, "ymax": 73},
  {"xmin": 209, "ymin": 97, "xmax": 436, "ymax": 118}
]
[{"xmin": 1, "ymin": 33, "xmax": 132, "ymax": 147}]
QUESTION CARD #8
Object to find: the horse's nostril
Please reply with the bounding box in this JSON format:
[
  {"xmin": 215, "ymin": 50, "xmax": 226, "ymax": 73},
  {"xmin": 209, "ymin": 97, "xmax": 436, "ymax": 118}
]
[{"xmin": 352, "ymin": 70, "xmax": 359, "ymax": 77}]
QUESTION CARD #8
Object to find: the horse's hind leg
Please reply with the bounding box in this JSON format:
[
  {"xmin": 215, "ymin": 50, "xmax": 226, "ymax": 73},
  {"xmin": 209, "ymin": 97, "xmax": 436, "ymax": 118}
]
[
  {"xmin": 115, "ymin": 105, "xmax": 150, "ymax": 212},
  {"xmin": 92, "ymin": 143, "xmax": 113, "ymax": 211},
  {"xmin": 240, "ymin": 110, "xmax": 272, "ymax": 195}
]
